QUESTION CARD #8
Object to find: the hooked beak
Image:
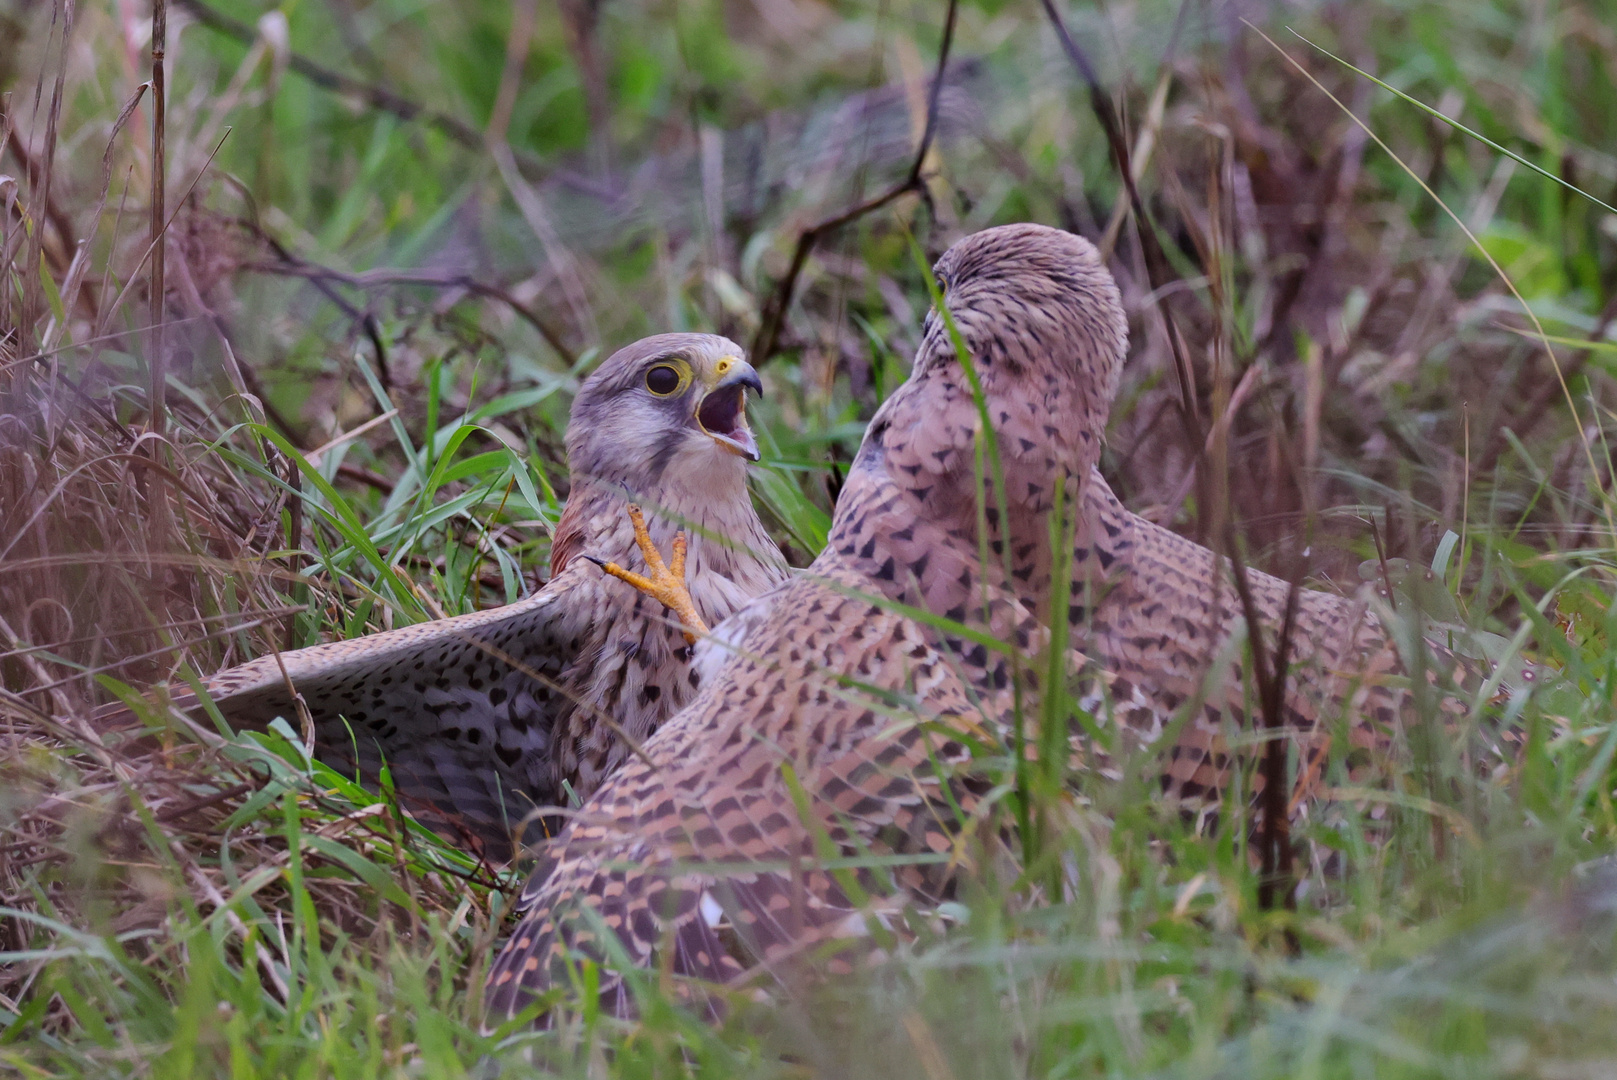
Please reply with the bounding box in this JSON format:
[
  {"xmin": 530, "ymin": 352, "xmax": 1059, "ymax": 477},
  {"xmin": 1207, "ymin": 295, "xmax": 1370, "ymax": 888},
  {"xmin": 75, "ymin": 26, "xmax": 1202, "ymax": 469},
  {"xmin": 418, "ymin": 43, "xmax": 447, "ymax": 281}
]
[{"xmin": 696, "ymin": 356, "xmax": 763, "ymax": 462}]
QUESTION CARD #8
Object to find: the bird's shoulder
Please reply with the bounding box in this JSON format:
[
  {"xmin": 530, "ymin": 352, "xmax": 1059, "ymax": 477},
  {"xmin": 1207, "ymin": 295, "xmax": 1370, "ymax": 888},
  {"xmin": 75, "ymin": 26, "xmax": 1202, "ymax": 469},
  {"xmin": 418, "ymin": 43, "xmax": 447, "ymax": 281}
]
[{"xmin": 539, "ymin": 561, "xmax": 988, "ymax": 873}]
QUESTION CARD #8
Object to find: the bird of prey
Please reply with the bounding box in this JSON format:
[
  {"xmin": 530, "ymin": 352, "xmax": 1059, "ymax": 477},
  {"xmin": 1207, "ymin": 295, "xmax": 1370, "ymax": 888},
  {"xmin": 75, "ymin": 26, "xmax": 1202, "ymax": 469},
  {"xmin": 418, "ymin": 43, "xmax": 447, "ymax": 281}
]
[
  {"xmin": 484, "ymin": 223, "xmax": 1526, "ymax": 1017},
  {"xmin": 107, "ymin": 333, "xmax": 789, "ymax": 859}
]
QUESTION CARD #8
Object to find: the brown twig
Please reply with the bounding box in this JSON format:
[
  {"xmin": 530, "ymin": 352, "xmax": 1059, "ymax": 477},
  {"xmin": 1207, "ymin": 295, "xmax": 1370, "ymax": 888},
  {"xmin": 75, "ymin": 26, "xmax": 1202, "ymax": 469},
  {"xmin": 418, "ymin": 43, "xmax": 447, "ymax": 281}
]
[
  {"xmin": 150, "ymin": 0, "xmax": 168, "ymax": 437},
  {"xmin": 224, "ymin": 212, "xmax": 395, "ymax": 388},
  {"xmin": 11, "ymin": 3, "xmax": 76, "ymax": 359},
  {"xmin": 1038, "ymin": 0, "xmax": 1208, "ymax": 532},
  {"xmin": 336, "ymin": 462, "xmax": 396, "ymax": 494},
  {"xmin": 1222, "ymin": 524, "xmax": 1301, "ymax": 917},
  {"xmin": 2, "ymin": 128, "xmax": 75, "ymax": 276},
  {"xmin": 748, "ymin": 0, "xmax": 959, "ymax": 366},
  {"xmin": 242, "ymin": 257, "xmax": 577, "ymax": 369},
  {"xmin": 489, "ymin": 0, "xmax": 538, "ymax": 148},
  {"xmin": 155, "ymin": 781, "xmax": 256, "ymax": 823},
  {"xmin": 1041, "ymin": 2, "xmax": 1307, "ymax": 913},
  {"xmin": 173, "ymin": 0, "xmax": 545, "ymax": 178}
]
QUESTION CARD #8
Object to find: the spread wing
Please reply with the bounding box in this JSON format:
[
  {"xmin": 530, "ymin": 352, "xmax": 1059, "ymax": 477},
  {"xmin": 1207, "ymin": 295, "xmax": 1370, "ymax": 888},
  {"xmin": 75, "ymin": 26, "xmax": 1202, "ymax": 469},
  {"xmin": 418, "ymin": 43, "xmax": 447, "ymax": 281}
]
[{"xmin": 102, "ymin": 566, "xmax": 603, "ymax": 858}]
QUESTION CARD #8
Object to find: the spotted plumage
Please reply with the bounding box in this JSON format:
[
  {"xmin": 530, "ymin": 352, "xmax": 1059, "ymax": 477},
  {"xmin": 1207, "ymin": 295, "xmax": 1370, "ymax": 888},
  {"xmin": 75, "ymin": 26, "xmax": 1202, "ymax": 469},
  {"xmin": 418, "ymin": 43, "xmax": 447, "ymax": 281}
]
[
  {"xmin": 485, "ymin": 224, "xmax": 1531, "ymax": 1016},
  {"xmin": 102, "ymin": 334, "xmax": 789, "ymax": 859}
]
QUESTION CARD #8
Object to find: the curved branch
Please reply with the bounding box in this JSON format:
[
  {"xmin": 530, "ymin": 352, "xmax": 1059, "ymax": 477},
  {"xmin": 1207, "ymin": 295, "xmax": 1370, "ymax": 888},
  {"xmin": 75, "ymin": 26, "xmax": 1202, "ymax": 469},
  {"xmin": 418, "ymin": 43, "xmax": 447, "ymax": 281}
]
[{"xmin": 748, "ymin": 0, "xmax": 960, "ymax": 366}]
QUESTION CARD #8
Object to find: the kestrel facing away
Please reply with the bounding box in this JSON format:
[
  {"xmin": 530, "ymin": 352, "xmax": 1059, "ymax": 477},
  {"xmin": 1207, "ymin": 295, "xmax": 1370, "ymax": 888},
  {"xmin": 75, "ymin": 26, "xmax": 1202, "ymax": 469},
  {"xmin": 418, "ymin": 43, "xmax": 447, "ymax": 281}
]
[
  {"xmin": 104, "ymin": 333, "xmax": 790, "ymax": 860},
  {"xmin": 485, "ymin": 223, "xmax": 1526, "ymax": 1018}
]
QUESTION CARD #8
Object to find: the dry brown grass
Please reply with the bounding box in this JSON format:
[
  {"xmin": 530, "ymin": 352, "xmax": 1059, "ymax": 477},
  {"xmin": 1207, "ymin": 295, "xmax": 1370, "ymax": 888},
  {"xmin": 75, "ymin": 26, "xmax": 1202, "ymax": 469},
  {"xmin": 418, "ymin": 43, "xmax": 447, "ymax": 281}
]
[
  {"xmin": 0, "ymin": 378, "xmax": 293, "ymax": 712},
  {"xmin": 0, "ymin": 372, "xmax": 509, "ymax": 1026}
]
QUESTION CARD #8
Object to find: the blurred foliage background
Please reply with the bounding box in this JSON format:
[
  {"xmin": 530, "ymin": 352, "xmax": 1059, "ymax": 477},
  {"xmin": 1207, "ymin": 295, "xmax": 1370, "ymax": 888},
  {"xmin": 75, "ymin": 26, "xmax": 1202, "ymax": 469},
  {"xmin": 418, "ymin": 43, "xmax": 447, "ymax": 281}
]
[{"xmin": 5, "ymin": 0, "xmax": 1617, "ymax": 1073}]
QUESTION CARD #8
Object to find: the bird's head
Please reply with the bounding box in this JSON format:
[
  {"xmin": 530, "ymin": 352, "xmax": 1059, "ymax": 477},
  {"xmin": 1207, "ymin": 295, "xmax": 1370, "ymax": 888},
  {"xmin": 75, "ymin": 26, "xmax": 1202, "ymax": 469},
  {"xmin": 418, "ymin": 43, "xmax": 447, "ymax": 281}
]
[
  {"xmin": 565, "ymin": 333, "xmax": 764, "ymax": 500},
  {"xmin": 843, "ymin": 225, "xmax": 1128, "ymax": 598},
  {"xmin": 920, "ymin": 223, "xmax": 1127, "ymax": 483}
]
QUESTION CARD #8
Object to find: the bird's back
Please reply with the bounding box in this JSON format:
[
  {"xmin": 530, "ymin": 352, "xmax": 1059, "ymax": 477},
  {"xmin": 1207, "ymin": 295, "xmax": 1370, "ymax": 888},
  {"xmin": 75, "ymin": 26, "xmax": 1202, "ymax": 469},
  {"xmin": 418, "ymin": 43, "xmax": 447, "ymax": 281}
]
[{"xmin": 486, "ymin": 544, "xmax": 1002, "ymax": 1014}]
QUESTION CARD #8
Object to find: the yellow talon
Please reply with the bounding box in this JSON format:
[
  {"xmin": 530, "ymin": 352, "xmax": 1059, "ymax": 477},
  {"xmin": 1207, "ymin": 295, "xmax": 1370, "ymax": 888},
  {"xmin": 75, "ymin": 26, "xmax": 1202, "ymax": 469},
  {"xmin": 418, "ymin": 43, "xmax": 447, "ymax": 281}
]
[{"xmin": 596, "ymin": 504, "xmax": 709, "ymax": 644}]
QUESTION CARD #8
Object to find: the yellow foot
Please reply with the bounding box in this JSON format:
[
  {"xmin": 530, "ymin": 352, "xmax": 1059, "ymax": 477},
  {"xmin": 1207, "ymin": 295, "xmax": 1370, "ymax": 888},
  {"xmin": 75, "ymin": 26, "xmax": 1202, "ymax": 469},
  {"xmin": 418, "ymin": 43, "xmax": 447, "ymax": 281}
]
[{"xmin": 590, "ymin": 503, "xmax": 709, "ymax": 644}]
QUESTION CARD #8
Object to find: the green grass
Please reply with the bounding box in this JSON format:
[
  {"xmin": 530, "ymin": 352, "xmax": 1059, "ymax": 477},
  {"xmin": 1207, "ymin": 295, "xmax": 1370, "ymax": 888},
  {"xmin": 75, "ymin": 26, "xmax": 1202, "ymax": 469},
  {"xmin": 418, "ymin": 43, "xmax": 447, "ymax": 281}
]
[{"xmin": 5, "ymin": 0, "xmax": 1617, "ymax": 1073}]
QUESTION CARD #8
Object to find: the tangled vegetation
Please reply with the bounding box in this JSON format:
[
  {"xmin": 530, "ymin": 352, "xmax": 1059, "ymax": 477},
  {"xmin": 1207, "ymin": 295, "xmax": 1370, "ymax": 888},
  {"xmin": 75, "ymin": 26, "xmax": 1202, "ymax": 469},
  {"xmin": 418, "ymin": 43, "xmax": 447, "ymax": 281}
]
[{"xmin": 4, "ymin": 0, "xmax": 1617, "ymax": 1074}]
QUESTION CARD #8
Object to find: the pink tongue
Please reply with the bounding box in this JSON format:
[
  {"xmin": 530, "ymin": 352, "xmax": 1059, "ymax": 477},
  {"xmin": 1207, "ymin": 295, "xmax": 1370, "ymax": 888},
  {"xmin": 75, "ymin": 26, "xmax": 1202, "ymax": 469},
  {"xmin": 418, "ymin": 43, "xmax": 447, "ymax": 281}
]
[{"xmin": 728, "ymin": 426, "xmax": 760, "ymax": 461}]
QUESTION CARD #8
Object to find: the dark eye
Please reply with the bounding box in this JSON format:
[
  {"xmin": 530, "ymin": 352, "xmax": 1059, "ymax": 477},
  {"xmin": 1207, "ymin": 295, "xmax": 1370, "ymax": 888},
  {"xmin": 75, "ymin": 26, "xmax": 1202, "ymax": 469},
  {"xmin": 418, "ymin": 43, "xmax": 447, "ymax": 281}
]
[
  {"xmin": 645, "ymin": 365, "xmax": 682, "ymax": 396},
  {"xmin": 934, "ymin": 271, "xmax": 949, "ymax": 291}
]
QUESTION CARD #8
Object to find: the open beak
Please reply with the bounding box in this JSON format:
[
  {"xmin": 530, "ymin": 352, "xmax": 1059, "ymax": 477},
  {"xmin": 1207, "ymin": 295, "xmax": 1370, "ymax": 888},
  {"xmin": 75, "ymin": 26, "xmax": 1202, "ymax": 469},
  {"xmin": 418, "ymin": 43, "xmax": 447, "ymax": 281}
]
[{"xmin": 696, "ymin": 357, "xmax": 763, "ymax": 462}]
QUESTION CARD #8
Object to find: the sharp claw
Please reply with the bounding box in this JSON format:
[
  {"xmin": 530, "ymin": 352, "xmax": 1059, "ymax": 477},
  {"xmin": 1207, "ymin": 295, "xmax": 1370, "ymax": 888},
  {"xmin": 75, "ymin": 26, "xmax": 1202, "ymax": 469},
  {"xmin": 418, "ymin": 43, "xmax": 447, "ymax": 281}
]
[
  {"xmin": 670, "ymin": 531, "xmax": 688, "ymax": 579},
  {"xmin": 596, "ymin": 502, "xmax": 710, "ymax": 643}
]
